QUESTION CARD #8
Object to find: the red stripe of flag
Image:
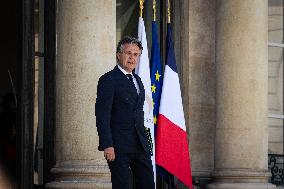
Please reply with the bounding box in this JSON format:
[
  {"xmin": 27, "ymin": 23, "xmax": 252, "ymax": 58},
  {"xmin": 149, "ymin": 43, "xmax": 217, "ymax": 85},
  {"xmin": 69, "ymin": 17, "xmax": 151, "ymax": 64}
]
[{"xmin": 156, "ymin": 114, "xmax": 194, "ymax": 189}]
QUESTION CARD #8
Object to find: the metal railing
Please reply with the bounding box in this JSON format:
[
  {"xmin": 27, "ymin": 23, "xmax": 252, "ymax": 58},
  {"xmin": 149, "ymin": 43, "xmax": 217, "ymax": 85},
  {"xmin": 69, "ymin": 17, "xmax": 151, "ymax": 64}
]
[{"xmin": 269, "ymin": 154, "xmax": 284, "ymax": 186}]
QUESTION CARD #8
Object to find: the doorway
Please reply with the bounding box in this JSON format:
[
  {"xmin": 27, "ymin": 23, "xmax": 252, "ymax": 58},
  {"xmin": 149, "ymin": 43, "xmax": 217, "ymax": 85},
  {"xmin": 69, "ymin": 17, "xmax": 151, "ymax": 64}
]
[{"xmin": 0, "ymin": 0, "xmax": 56, "ymax": 188}]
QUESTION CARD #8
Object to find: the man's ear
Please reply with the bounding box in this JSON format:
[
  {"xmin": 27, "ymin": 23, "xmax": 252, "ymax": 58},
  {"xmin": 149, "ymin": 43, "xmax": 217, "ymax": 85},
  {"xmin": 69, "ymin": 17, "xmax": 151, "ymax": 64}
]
[{"xmin": 116, "ymin": 53, "xmax": 120, "ymax": 62}]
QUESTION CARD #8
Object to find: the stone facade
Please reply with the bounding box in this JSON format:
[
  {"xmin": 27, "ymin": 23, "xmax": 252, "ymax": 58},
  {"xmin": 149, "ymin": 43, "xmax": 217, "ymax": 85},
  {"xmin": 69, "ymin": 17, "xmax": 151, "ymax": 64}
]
[{"xmin": 46, "ymin": 0, "xmax": 276, "ymax": 188}]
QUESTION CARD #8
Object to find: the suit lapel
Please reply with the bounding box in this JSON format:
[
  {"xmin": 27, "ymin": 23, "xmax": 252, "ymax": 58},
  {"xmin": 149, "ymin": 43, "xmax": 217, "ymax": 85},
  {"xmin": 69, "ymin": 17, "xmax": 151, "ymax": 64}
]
[
  {"xmin": 112, "ymin": 66, "xmax": 145, "ymax": 109},
  {"xmin": 114, "ymin": 66, "xmax": 138, "ymax": 95},
  {"xmin": 112, "ymin": 66, "xmax": 139, "ymax": 107}
]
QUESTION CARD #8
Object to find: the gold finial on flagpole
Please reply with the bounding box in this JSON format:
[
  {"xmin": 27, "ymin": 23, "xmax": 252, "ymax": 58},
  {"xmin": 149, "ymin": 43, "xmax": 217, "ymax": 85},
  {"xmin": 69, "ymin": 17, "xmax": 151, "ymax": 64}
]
[
  {"xmin": 153, "ymin": 0, "xmax": 156, "ymax": 21},
  {"xmin": 139, "ymin": 0, "xmax": 144, "ymax": 18},
  {"xmin": 167, "ymin": 0, "xmax": 171, "ymax": 23}
]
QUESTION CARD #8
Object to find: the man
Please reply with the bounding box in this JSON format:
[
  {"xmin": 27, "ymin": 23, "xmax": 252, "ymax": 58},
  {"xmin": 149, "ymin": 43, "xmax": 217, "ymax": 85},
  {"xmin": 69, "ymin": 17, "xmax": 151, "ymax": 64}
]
[{"xmin": 95, "ymin": 36, "xmax": 155, "ymax": 189}]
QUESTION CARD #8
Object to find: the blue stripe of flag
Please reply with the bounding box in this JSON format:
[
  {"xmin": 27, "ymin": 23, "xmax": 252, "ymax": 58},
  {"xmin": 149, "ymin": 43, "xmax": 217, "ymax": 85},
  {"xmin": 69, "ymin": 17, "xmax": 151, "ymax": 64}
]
[
  {"xmin": 166, "ymin": 24, "xmax": 177, "ymax": 73},
  {"xmin": 151, "ymin": 20, "xmax": 174, "ymax": 186},
  {"xmin": 150, "ymin": 21, "xmax": 163, "ymax": 129}
]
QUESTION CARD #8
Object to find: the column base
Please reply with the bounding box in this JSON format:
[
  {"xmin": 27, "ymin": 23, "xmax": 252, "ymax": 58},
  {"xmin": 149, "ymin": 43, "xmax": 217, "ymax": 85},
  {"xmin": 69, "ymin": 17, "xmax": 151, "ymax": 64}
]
[
  {"xmin": 207, "ymin": 182, "xmax": 276, "ymax": 189},
  {"xmin": 206, "ymin": 169, "xmax": 276, "ymax": 189},
  {"xmin": 192, "ymin": 169, "xmax": 212, "ymax": 187},
  {"xmin": 45, "ymin": 160, "xmax": 112, "ymax": 189},
  {"xmin": 46, "ymin": 182, "xmax": 111, "ymax": 189}
]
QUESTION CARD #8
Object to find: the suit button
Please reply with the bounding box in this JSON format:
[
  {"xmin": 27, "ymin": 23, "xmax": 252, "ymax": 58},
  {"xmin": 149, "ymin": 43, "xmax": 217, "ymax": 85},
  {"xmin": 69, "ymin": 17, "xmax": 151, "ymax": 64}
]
[{"xmin": 134, "ymin": 110, "xmax": 137, "ymax": 113}]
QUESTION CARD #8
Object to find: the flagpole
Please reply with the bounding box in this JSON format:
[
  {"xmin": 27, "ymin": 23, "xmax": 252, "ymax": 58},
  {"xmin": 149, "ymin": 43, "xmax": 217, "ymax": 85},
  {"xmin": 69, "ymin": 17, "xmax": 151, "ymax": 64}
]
[
  {"xmin": 139, "ymin": 0, "xmax": 144, "ymax": 17},
  {"xmin": 167, "ymin": 0, "xmax": 171, "ymax": 23},
  {"xmin": 153, "ymin": 0, "xmax": 156, "ymax": 21}
]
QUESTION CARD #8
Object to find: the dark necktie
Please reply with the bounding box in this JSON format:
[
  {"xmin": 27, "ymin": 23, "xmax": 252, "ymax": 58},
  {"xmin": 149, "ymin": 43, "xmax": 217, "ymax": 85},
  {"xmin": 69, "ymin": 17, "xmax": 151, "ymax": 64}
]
[{"xmin": 126, "ymin": 74, "xmax": 136, "ymax": 91}]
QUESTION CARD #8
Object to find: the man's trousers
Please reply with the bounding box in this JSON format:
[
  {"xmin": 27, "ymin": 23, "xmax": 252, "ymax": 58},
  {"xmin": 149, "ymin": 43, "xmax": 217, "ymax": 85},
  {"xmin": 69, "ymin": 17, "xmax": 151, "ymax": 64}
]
[{"xmin": 108, "ymin": 152, "xmax": 155, "ymax": 189}]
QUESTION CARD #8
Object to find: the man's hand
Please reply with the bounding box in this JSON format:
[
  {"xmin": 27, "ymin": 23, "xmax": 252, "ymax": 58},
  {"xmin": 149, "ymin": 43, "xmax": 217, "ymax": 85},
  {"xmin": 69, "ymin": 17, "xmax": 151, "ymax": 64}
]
[{"xmin": 104, "ymin": 147, "xmax": 115, "ymax": 162}]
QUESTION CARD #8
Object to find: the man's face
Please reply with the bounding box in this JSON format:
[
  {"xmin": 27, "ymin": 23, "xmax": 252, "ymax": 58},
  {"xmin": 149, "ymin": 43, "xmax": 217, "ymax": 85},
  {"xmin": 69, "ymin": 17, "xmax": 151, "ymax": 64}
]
[{"xmin": 117, "ymin": 43, "xmax": 141, "ymax": 73}]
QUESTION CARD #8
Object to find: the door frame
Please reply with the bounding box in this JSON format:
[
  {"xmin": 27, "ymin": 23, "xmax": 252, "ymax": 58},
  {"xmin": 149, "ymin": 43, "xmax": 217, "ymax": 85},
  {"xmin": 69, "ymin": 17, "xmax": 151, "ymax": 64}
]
[
  {"xmin": 43, "ymin": 0, "xmax": 56, "ymax": 185},
  {"xmin": 17, "ymin": 0, "xmax": 35, "ymax": 188}
]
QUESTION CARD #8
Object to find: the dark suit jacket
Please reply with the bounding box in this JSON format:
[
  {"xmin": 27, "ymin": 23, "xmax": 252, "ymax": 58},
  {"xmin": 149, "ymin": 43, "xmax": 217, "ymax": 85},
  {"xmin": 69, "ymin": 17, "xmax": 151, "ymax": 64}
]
[{"xmin": 95, "ymin": 65, "xmax": 150, "ymax": 153}]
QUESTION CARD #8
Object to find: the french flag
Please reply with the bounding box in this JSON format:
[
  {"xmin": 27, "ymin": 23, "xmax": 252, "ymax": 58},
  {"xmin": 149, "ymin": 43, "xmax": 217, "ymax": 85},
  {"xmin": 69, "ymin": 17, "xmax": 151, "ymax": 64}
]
[{"xmin": 155, "ymin": 24, "xmax": 194, "ymax": 189}]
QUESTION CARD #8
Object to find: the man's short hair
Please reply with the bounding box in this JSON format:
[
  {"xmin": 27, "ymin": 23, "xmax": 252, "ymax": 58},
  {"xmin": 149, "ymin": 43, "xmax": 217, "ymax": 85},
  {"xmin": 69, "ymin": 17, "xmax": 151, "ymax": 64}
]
[{"xmin": 116, "ymin": 36, "xmax": 143, "ymax": 54}]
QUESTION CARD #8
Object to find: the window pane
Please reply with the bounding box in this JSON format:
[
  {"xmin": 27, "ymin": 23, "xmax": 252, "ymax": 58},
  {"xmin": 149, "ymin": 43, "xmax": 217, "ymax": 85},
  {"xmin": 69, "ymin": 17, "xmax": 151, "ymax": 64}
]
[
  {"xmin": 268, "ymin": 46, "xmax": 283, "ymax": 115},
  {"xmin": 269, "ymin": 0, "xmax": 283, "ymax": 44},
  {"xmin": 116, "ymin": 1, "xmax": 157, "ymax": 58},
  {"xmin": 268, "ymin": 118, "xmax": 283, "ymax": 155},
  {"xmin": 116, "ymin": 1, "xmax": 139, "ymax": 43}
]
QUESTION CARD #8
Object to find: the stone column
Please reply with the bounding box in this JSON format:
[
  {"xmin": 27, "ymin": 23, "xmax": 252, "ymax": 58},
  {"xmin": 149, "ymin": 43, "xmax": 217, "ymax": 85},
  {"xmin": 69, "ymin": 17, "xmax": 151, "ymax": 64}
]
[
  {"xmin": 207, "ymin": 1, "xmax": 275, "ymax": 189},
  {"xmin": 46, "ymin": 1, "xmax": 116, "ymax": 188},
  {"xmin": 186, "ymin": 0, "xmax": 216, "ymax": 184}
]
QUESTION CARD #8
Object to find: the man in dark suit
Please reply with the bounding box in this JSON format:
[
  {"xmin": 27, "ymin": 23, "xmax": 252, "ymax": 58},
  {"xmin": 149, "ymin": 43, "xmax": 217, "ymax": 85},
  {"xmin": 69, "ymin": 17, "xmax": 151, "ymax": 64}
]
[{"xmin": 95, "ymin": 36, "xmax": 154, "ymax": 189}]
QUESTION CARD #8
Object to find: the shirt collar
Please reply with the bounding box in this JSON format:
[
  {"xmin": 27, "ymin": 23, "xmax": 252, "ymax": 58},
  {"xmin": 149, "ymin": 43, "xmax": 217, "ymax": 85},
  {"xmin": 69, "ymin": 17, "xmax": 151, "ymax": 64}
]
[{"xmin": 117, "ymin": 64, "xmax": 133, "ymax": 76}]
